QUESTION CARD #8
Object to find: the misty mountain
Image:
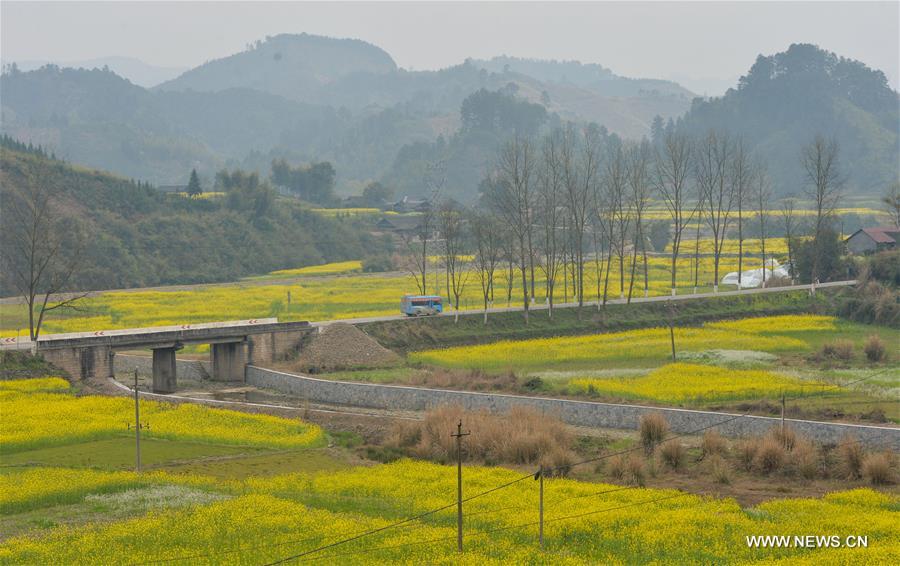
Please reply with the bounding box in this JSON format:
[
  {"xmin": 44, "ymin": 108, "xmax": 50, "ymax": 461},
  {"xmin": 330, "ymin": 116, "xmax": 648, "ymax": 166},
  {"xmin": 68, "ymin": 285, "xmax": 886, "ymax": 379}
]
[
  {"xmin": 2, "ymin": 56, "xmax": 186, "ymax": 88},
  {"xmin": 471, "ymin": 56, "xmax": 693, "ymax": 98},
  {"xmin": 156, "ymin": 34, "xmax": 397, "ymax": 101},
  {"xmin": 1, "ymin": 33, "xmax": 692, "ymax": 191},
  {"xmin": 677, "ymin": 43, "xmax": 900, "ymax": 195},
  {"xmin": 2, "ymin": 36, "xmax": 895, "ymax": 200}
]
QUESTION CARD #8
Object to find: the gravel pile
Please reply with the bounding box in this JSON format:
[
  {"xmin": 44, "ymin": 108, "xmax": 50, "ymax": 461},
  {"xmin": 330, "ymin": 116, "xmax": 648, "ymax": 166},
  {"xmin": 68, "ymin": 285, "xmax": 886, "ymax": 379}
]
[{"xmin": 293, "ymin": 323, "xmax": 401, "ymax": 372}]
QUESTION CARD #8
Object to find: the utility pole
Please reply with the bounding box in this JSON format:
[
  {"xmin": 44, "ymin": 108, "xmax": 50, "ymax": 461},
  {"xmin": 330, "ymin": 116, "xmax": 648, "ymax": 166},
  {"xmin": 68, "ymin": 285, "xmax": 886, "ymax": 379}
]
[
  {"xmin": 133, "ymin": 368, "xmax": 141, "ymax": 473},
  {"xmin": 535, "ymin": 466, "xmax": 544, "ymax": 549},
  {"xmin": 452, "ymin": 420, "xmax": 470, "ymax": 553},
  {"xmin": 781, "ymin": 392, "xmax": 786, "ymax": 435}
]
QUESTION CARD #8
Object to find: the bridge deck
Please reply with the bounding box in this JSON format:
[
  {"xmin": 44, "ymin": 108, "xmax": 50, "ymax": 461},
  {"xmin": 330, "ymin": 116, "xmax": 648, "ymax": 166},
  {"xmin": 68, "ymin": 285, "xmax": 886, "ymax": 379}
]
[{"xmin": 0, "ymin": 318, "xmax": 313, "ymax": 350}]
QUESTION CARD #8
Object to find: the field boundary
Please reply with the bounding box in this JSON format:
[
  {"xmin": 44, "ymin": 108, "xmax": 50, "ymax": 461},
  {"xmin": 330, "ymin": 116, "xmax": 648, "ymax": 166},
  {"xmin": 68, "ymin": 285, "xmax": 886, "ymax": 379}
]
[{"xmin": 246, "ymin": 365, "xmax": 899, "ymax": 449}]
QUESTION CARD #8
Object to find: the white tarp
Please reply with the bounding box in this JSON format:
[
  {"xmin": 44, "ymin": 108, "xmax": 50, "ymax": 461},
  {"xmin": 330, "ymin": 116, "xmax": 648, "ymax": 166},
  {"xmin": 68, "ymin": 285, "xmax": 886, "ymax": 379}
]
[{"xmin": 721, "ymin": 259, "xmax": 788, "ymax": 289}]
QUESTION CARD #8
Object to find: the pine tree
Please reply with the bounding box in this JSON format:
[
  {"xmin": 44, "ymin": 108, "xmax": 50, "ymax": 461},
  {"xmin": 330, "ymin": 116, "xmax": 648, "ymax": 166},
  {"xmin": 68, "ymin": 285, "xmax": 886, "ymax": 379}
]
[{"xmin": 187, "ymin": 169, "xmax": 202, "ymax": 196}]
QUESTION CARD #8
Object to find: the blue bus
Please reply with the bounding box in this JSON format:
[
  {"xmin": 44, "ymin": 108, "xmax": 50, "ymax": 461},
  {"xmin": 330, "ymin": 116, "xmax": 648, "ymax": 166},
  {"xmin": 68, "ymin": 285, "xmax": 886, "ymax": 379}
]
[{"xmin": 401, "ymin": 294, "xmax": 443, "ymax": 316}]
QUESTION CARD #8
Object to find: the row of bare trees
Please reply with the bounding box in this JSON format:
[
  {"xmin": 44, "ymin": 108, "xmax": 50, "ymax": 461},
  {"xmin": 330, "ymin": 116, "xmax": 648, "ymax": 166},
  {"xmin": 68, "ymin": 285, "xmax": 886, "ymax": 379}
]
[{"xmin": 400, "ymin": 126, "xmax": 845, "ymax": 325}]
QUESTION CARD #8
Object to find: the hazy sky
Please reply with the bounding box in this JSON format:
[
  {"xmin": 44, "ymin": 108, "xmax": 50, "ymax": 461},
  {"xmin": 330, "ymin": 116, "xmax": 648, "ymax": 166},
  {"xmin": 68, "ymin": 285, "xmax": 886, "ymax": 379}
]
[{"xmin": 2, "ymin": 1, "xmax": 898, "ymax": 94}]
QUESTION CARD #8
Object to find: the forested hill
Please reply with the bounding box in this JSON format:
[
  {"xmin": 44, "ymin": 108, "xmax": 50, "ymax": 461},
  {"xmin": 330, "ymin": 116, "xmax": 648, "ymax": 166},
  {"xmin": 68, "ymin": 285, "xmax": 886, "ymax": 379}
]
[
  {"xmin": 0, "ymin": 143, "xmax": 383, "ymax": 295},
  {"xmin": 156, "ymin": 33, "xmax": 398, "ymax": 101},
  {"xmin": 676, "ymin": 43, "xmax": 899, "ymax": 195},
  {"xmin": 471, "ymin": 56, "xmax": 693, "ymax": 98}
]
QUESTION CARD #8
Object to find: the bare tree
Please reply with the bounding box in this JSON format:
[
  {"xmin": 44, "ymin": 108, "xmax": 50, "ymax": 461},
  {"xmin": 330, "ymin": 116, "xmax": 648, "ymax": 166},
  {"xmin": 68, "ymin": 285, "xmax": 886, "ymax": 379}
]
[
  {"xmin": 731, "ymin": 138, "xmax": 752, "ymax": 288},
  {"xmin": 471, "ymin": 211, "xmax": 501, "ymax": 324},
  {"xmin": 801, "ymin": 135, "xmax": 843, "ymax": 283},
  {"xmin": 561, "ymin": 124, "xmax": 602, "ymax": 314},
  {"xmin": 486, "ymin": 135, "xmax": 537, "ymax": 323},
  {"xmin": 626, "ymin": 141, "xmax": 653, "ymax": 301},
  {"xmin": 401, "ymin": 161, "xmax": 444, "ymax": 294},
  {"xmin": 696, "ymin": 130, "xmax": 735, "ymax": 292},
  {"xmin": 780, "ymin": 195, "xmax": 799, "ymax": 284},
  {"xmin": 754, "ymin": 164, "xmax": 773, "ymax": 285},
  {"xmin": 653, "ymin": 131, "xmax": 696, "ymax": 296},
  {"xmin": 605, "ymin": 141, "xmax": 632, "ymax": 300},
  {"xmin": 0, "ymin": 182, "xmax": 85, "ymax": 341},
  {"xmin": 883, "ymin": 182, "xmax": 900, "ymax": 229},
  {"xmin": 536, "ymin": 130, "xmax": 566, "ymax": 317},
  {"xmin": 439, "ymin": 201, "xmax": 470, "ymax": 323}
]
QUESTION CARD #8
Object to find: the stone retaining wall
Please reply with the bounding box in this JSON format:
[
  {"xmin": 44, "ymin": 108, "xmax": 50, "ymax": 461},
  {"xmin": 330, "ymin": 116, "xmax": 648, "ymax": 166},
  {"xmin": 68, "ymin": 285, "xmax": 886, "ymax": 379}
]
[
  {"xmin": 247, "ymin": 366, "xmax": 899, "ymax": 449},
  {"xmin": 115, "ymin": 354, "xmax": 211, "ymax": 381}
]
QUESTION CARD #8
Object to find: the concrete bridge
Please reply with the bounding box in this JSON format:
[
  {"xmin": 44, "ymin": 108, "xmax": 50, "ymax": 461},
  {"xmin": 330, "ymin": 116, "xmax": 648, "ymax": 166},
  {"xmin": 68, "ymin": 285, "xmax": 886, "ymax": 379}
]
[{"xmin": 0, "ymin": 319, "xmax": 313, "ymax": 393}]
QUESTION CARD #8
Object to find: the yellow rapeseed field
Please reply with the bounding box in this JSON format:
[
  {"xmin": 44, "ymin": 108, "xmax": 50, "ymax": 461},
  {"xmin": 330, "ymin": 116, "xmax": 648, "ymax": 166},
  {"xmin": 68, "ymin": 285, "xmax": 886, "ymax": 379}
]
[
  {"xmin": 267, "ymin": 260, "xmax": 363, "ymax": 277},
  {"xmin": 567, "ymin": 362, "xmax": 821, "ymax": 403},
  {"xmin": 1, "ymin": 383, "xmax": 897, "ymax": 564},
  {"xmin": 0, "ymin": 380, "xmax": 324, "ymax": 453},
  {"xmin": 707, "ymin": 314, "xmax": 837, "ymax": 334},
  {"xmin": 409, "ymin": 322, "xmax": 809, "ymax": 370},
  {"xmin": 0, "ymin": 250, "xmax": 788, "ymax": 337},
  {"xmin": 1, "ymin": 461, "xmax": 897, "ymax": 564}
]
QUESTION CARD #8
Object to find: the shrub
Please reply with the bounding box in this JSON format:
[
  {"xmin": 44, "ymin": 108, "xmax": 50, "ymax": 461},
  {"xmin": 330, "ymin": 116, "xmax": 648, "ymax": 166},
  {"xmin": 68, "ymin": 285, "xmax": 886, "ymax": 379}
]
[
  {"xmin": 389, "ymin": 405, "xmax": 576, "ymax": 469},
  {"xmin": 863, "ymin": 335, "xmax": 886, "ymax": 362},
  {"xmin": 821, "ymin": 340, "xmax": 854, "ymax": 361},
  {"xmin": 701, "ymin": 430, "xmax": 728, "ymax": 458},
  {"xmin": 660, "ymin": 441, "xmax": 685, "ymax": 470},
  {"xmin": 607, "ymin": 455, "xmax": 627, "ymax": 480},
  {"xmin": 791, "ymin": 439, "xmax": 819, "ymax": 479},
  {"xmin": 639, "ymin": 413, "xmax": 668, "ymax": 452},
  {"xmin": 607, "ymin": 454, "xmax": 646, "ymax": 485},
  {"xmin": 861, "ymin": 452, "xmax": 895, "ymax": 485},
  {"xmin": 625, "ymin": 454, "xmax": 647, "ymax": 486},
  {"xmin": 361, "ymin": 254, "xmax": 394, "ymax": 273},
  {"xmin": 769, "ymin": 426, "xmax": 797, "ymax": 451},
  {"xmin": 753, "ymin": 437, "xmax": 786, "ymax": 474},
  {"xmin": 707, "ymin": 455, "xmax": 732, "ymax": 484},
  {"xmin": 737, "ymin": 439, "xmax": 759, "ymax": 471},
  {"xmin": 838, "ymin": 435, "xmax": 864, "ymax": 479}
]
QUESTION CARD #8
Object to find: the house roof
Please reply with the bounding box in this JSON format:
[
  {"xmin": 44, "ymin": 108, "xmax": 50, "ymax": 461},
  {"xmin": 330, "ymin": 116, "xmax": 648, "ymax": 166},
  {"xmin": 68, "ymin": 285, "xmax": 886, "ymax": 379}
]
[
  {"xmin": 849, "ymin": 227, "xmax": 900, "ymax": 244},
  {"xmin": 377, "ymin": 215, "xmax": 424, "ymax": 231}
]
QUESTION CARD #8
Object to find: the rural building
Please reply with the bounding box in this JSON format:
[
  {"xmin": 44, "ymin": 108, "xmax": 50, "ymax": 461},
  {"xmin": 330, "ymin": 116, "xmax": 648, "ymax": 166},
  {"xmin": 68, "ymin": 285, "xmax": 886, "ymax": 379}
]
[
  {"xmin": 844, "ymin": 227, "xmax": 899, "ymax": 254},
  {"xmin": 390, "ymin": 196, "xmax": 431, "ymax": 213}
]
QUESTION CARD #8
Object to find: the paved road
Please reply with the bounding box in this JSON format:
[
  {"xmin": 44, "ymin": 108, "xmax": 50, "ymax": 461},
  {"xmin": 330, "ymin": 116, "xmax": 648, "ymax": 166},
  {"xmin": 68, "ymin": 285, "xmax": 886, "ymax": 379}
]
[
  {"xmin": 2, "ymin": 280, "xmax": 856, "ymax": 347},
  {"xmin": 311, "ymin": 280, "xmax": 857, "ymax": 327}
]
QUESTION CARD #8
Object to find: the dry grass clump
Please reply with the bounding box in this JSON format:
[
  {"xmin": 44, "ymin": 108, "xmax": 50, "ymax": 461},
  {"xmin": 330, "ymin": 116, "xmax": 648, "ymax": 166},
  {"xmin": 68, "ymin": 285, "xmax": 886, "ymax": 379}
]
[
  {"xmin": 608, "ymin": 453, "xmax": 646, "ymax": 486},
  {"xmin": 790, "ymin": 439, "xmax": 819, "ymax": 479},
  {"xmin": 736, "ymin": 439, "xmax": 759, "ymax": 471},
  {"xmin": 753, "ymin": 436, "xmax": 787, "ymax": 474},
  {"xmin": 861, "ymin": 452, "xmax": 895, "ymax": 485},
  {"xmin": 838, "ymin": 435, "xmax": 865, "ymax": 480},
  {"xmin": 770, "ymin": 426, "xmax": 797, "ymax": 451},
  {"xmin": 707, "ymin": 455, "xmax": 732, "ymax": 484},
  {"xmin": 639, "ymin": 413, "xmax": 668, "ymax": 452},
  {"xmin": 701, "ymin": 430, "xmax": 728, "ymax": 458},
  {"xmin": 660, "ymin": 441, "xmax": 685, "ymax": 470},
  {"xmin": 388, "ymin": 405, "xmax": 576, "ymax": 474},
  {"xmin": 820, "ymin": 340, "xmax": 854, "ymax": 361},
  {"xmin": 863, "ymin": 335, "xmax": 886, "ymax": 362}
]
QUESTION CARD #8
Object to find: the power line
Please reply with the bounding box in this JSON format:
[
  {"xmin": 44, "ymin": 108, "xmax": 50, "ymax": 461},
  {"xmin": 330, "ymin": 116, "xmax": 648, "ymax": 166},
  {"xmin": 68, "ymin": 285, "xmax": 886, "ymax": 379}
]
[{"xmin": 298, "ymin": 491, "xmax": 690, "ymax": 563}]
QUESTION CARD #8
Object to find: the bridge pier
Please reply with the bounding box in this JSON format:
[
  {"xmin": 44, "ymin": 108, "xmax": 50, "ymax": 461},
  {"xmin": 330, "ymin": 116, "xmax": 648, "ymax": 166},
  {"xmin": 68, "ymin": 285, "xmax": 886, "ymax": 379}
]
[
  {"xmin": 210, "ymin": 341, "xmax": 246, "ymax": 381},
  {"xmin": 152, "ymin": 347, "xmax": 178, "ymax": 393}
]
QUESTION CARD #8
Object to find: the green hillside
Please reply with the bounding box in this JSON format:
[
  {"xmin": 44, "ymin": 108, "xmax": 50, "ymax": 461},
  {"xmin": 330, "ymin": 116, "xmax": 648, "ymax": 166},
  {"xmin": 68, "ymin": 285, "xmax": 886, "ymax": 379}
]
[
  {"xmin": 0, "ymin": 141, "xmax": 384, "ymax": 295},
  {"xmin": 676, "ymin": 43, "xmax": 899, "ymax": 196}
]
